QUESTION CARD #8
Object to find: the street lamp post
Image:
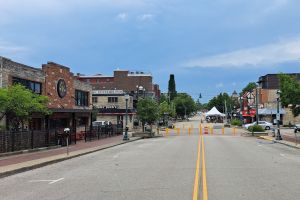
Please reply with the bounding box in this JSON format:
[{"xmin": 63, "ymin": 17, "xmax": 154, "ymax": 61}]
[
  {"xmin": 256, "ymin": 87, "xmax": 259, "ymax": 124},
  {"xmin": 123, "ymin": 94, "xmax": 130, "ymax": 141},
  {"xmin": 239, "ymin": 96, "xmax": 244, "ymax": 121},
  {"xmin": 276, "ymin": 90, "xmax": 282, "ymax": 140}
]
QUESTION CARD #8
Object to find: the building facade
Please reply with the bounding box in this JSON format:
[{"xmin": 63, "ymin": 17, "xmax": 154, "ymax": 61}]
[
  {"xmin": 258, "ymin": 73, "xmax": 300, "ymax": 125},
  {"xmin": 92, "ymin": 90, "xmax": 136, "ymax": 130},
  {"xmin": 77, "ymin": 70, "xmax": 161, "ymax": 102},
  {"xmin": 0, "ymin": 57, "xmax": 92, "ymax": 139}
]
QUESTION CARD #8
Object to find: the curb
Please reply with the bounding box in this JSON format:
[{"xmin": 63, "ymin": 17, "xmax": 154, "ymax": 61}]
[
  {"xmin": 0, "ymin": 137, "xmax": 142, "ymax": 179},
  {"xmin": 258, "ymin": 136, "xmax": 300, "ymax": 149}
]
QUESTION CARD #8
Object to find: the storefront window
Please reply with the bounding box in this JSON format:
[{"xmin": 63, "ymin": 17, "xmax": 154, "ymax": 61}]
[
  {"xmin": 108, "ymin": 97, "xmax": 118, "ymax": 103},
  {"xmin": 92, "ymin": 97, "xmax": 98, "ymax": 103},
  {"xmin": 12, "ymin": 77, "xmax": 42, "ymax": 94},
  {"xmin": 75, "ymin": 90, "xmax": 89, "ymax": 106}
]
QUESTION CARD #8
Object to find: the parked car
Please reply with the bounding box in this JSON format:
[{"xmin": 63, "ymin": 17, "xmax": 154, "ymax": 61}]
[
  {"xmin": 167, "ymin": 121, "xmax": 175, "ymax": 129},
  {"xmin": 294, "ymin": 124, "xmax": 300, "ymax": 133},
  {"xmin": 92, "ymin": 121, "xmax": 112, "ymax": 127},
  {"xmin": 244, "ymin": 121, "xmax": 273, "ymax": 130}
]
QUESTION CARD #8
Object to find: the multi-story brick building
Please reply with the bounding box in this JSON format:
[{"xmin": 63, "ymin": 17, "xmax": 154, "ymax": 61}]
[
  {"xmin": 257, "ymin": 73, "xmax": 300, "ymax": 125},
  {"xmin": 0, "ymin": 57, "xmax": 92, "ymax": 137},
  {"xmin": 77, "ymin": 70, "xmax": 161, "ymax": 102}
]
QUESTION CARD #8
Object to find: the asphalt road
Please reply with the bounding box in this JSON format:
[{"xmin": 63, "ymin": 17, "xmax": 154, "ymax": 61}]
[{"xmin": 1, "ymin": 118, "xmax": 300, "ymax": 200}]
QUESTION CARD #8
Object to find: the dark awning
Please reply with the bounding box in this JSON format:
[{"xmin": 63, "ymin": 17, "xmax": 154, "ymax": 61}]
[{"xmin": 50, "ymin": 108, "xmax": 92, "ymax": 113}]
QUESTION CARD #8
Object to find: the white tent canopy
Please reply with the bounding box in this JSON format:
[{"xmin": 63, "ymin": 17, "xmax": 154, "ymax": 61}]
[{"xmin": 205, "ymin": 107, "xmax": 225, "ymax": 117}]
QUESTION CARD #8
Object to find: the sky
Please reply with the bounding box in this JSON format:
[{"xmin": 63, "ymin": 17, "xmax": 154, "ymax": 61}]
[{"xmin": 1, "ymin": 0, "xmax": 300, "ymax": 102}]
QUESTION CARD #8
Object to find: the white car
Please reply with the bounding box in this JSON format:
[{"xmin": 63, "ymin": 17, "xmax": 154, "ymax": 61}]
[
  {"xmin": 244, "ymin": 121, "xmax": 273, "ymax": 130},
  {"xmin": 295, "ymin": 124, "xmax": 300, "ymax": 133}
]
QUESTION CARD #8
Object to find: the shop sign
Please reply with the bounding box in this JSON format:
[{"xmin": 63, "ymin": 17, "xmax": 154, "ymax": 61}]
[{"xmin": 93, "ymin": 90, "xmax": 124, "ymax": 95}]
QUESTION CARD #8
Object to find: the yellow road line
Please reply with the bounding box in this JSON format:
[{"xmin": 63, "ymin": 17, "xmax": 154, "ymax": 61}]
[
  {"xmin": 202, "ymin": 136, "xmax": 208, "ymax": 200},
  {"xmin": 192, "ymin": 135, "xmax": 201, "ymax": 200}
]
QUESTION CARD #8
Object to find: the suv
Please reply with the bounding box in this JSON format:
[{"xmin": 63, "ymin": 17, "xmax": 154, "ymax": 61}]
[{"xmin": 294, "ymin": 124, "xmax": 300, "ymax": 133}]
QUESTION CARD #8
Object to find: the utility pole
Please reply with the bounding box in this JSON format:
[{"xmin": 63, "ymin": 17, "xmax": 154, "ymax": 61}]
[
  {"xmin": 256, "ymin": 87, "xmax": 259, "ymax": 124},
  {"xmin": 225, "ymin": 99, "xmax": 227, "ymax": 123}
]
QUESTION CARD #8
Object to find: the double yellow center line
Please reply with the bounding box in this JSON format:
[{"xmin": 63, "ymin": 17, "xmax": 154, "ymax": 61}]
[{"xmin": 193, "ymin": 136, "xmax": 208, "ymax": 200}]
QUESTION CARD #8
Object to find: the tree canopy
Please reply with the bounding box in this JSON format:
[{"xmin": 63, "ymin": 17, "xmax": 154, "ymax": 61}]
[
  {"xmin": 159, "ymin": 101, "xmax": 176, "ymax": 118},
  {"xmin": 173, "ymin": 93, "xmax": 196, "ymax": 118},
  {"xmin": 241, "ymin": 82, "xmax": 257, "ymax": 95},
  {"xmin": 0, "ymin": 84, "xmax": 50, "ymax": 130},
  {"xmin": 279, "ymin": 74, "xmax": 300, "ymax": 116},
  {"xmin": 168, "ymin": 74, "xmax": 177, "ymax": 101},
  {"xmin": 137, "ymin": 98, "xmax": 160, "ymax": 125},
  {"xmin": 207, "ymin": 93, "xmax": 234, "ymax": 113}
]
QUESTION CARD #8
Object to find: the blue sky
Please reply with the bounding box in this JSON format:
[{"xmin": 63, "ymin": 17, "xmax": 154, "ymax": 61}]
[{"xmin": 1, "ymin": 0, "xmax": 300, "ymax": 102}]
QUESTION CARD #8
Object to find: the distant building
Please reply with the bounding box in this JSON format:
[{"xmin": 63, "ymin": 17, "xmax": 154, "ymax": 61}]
[
  {"xmin": 77, "ymin": 70, "xmax": 161, "ymax": 103},
  {"xmin": 259, "ymin": 73, "xmax": 300, "ymax": 89},
  {"xmin": 257, "ymin": 73, "xmax": 300, "ymax": 125},
  {"xmin": 92, "ymin": 90, "xmax": 136, "ymax": 130}
]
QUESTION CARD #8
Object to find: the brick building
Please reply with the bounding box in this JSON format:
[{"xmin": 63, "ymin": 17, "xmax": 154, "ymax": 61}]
[
  {"xmin": 77, "ymin": 70, "xmax": 161, "ymax": 102},
  {"xmin": 257, "ymin": 73, "xmax": 300, "ymax": 125},
  {"xmin": 0, "ymin": 57, "xmax": 92, "ymax": 137}
]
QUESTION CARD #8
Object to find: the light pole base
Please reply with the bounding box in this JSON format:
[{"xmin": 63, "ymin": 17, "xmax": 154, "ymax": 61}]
[
  {"xmin": 276, "ymin": 130, "xmax": 282, "ymax": 140},
  {"xmin": 275, "ymin": 135, "xmax": 282, "ymax": 140},
  {"xmin": 123, "ymin": 136, "xmax": 129, "ymax": 141}
]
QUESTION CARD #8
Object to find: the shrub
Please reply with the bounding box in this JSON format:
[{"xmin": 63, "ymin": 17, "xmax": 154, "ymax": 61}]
[
  {"xmin": 231, "ymin": 119, "xmax": 243, "ymax": 127},
  {"xmin": 248, "ymin": 125, "xmax": 264, "ymax": 132}
]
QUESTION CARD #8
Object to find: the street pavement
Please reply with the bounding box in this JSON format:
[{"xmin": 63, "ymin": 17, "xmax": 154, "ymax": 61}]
[{"xmin": 1, "ymin": 117, "xmax": 300, "ymax": 200}]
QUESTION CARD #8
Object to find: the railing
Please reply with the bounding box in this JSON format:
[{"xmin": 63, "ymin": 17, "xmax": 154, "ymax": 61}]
[
  {"xmin": 84, "ymin": 125, "xmax": 123, "ymax": 141},
  {"xmin": 0, "ymin": 130, "xmax": 57, "ymax": 153}
]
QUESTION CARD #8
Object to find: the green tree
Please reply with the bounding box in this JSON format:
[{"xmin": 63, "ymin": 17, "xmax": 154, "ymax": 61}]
[
  {"xmin": 279, "ymin": 74, "xmax": 300, "ymax": 116},
  {"xmin": 137, "ymin": 98, "xmax": 160, "ymax": 134},
  {"xmin": 0, "ymin": 84, "xmax": 51, "ymax": 130},
  {"xmin": 241, "ymin": 82, "xmax": 257, "ymax": 95},
  {"xmin": 159, "ymin": 93, "xmax": 168, "ymax": 104},
  {"xmin": 207, "ymin": 93, "xmax": 234, "ymax": 113},
  {"xmin": 173, "ymin": 93, "xmax": 196, "ymax": 119},
  {"xmin": 168, "ymin": 74, "xmax": 177, "ymax": 101},
  {"xmin": 159, "ymin": 101, "xmax": 176, "ymax": 119}
]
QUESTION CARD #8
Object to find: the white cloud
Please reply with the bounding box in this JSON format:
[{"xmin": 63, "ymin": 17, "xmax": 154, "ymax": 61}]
[
  {"xmin": 137, "ymin": 14, "xmax": 154, "ymax": 21},
  {"xmin": 0, "ymin": 0, "xmax": 147, "ymax": 22},
  {"xmin": 184, "ymin": 36, "xmax": 300, "ymax": 68},
  {"xmin": 0, "ymin": 41, "xmax": 30, "ymax": 58},
  {"xmin": 263, "ymin": 0, "xmax": 289, "ymax": 14},
  {"xmin": 116, "ymin": 13, "xmax": 128, "ymax": 21},
  {"xmin": 216, "ymin": 82, "xmax": 224, "ymax": 88}
]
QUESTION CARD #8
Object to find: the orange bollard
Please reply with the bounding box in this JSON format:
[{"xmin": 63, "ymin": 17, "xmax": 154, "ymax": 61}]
[
  {"xmin": 204, "ymin": 126, "xmax": 209, "ymax": 134},
  {"xmin": 177, "ymin": 128, "xmax": 180, "ymax": 136}
]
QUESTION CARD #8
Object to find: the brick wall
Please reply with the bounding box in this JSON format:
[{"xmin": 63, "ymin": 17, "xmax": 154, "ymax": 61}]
[{"xmin": 42, "ymin": 62, "xmax": 75, "ymax": 109}]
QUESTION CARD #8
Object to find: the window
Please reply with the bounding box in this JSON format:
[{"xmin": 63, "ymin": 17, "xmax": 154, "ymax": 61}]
[
  {"xmin": 108, "ymin": 97, "xmax": 118, "ymax": 103},
  {"xmin": 92, "ymin": 97, "xmax": 98, "ymax": 103},
  {"xmin": 75, "ymin": 90, "xmax": 89, "ymax": 106},
  {"xmin": 12, "ymin": 77, "xmax": 42, "ymax": 94}
]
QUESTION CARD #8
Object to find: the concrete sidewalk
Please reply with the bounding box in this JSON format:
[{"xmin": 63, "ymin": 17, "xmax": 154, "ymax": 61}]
[
  {"xmin": 0, "ymin": 135, "xmax": 142, "ymax": 178},
  {"xmin": 259, "ymin": 135, "xmax": 300, "ymax": 149}
]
